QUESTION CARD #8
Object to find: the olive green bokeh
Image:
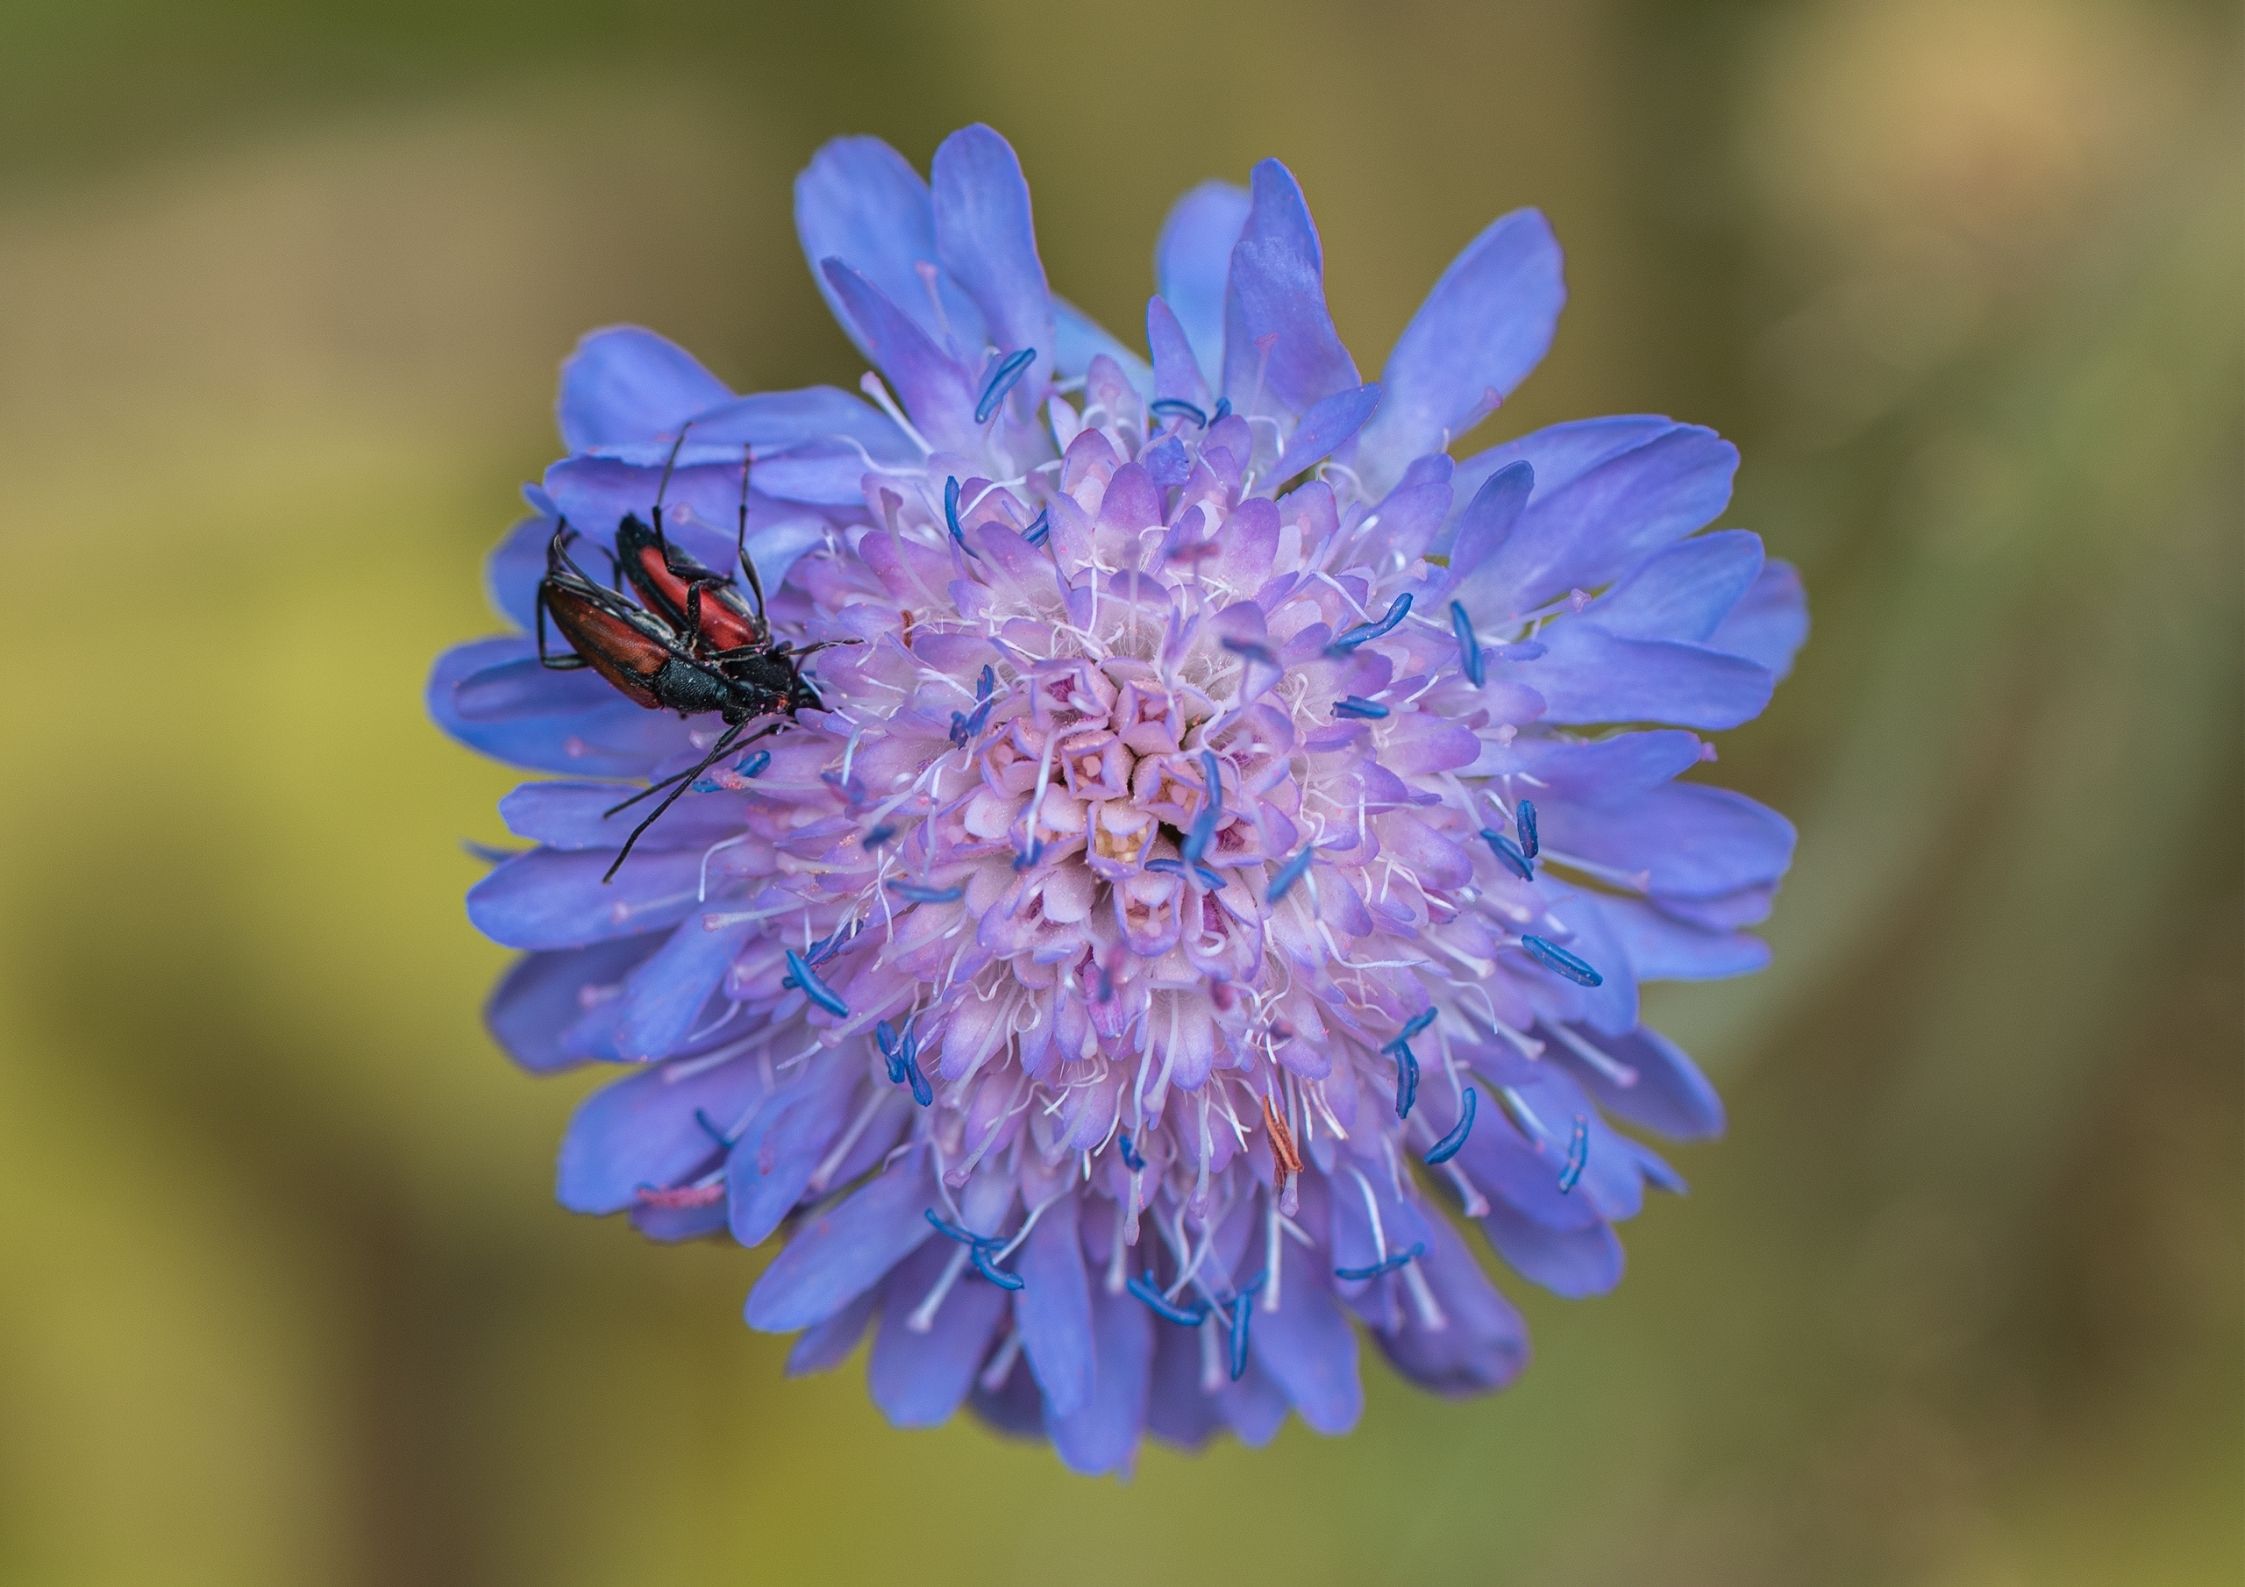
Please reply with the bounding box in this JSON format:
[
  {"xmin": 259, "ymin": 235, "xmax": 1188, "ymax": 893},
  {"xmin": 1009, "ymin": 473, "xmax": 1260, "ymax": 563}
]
[{"xmin": 0, "ymin": 2, "xmax": 2237, "ymax": 1583}]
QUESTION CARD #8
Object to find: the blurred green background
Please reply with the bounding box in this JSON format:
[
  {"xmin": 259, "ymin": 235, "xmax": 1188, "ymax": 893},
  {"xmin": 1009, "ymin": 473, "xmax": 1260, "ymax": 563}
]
[{"xmin": 0, "ymin": 1, "xmax": 2237, "ymax": 1583}]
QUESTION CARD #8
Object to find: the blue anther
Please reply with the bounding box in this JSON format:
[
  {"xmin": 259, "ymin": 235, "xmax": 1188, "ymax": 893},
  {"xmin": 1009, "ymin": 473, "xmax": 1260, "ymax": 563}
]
[
  {"xmin": 1423, "ymin": 1087, "xmax": 1479, "ymax": 1166},
  {"xmin": 1118, "ymin": 1132, "xmax": 1146, "ymax": 1171},
  {"xmin": 1210, "ymin": 397, "xmax": 1233, "ymax": 422},
  {"xmin": 974, "ymin": 347, "xmax": 1035, "ymax": 423},
  {"xmin": 1393, "ymin": 1041, "xmax": 1421, "ymax": 1119},
  {"xmin": 948, "ymin": 711, "xmax": 970, "ymax": 748},
  {"xmin": 695, "ymin": 744, "xmax": 774, "ymax": 792},
  {"xmin": 1227, "ymin": 1284, "xmax": 1259, "ymax": 1380},
  {"xmin": 924, "ymin": 1207, "xmax": 985, "ymax": 1247},
  {"xmin": 1012, "ymin": 836, "xmax": 1043, "ymax": 872},
  {"xmin": 1148, "ymin": 397, "xmax": 1208, "ymax": 428},
  {"xmin": 1200, "ymin": 750, "xmax": 1222, "ymax": 814},
  {"xmin": 1022, "ymin": 507, "xmax": 1051, "ymax": 546},
  {"xmin": 1398, "ymin": 1008, "xmax": 1438, "ymax": 1042},
  {"xmin": 1334, "ymin": 1240, "xmax": 1426, "ymax": 1282},
  {"xmin": 901, "ymin": 1043, "xmax": 934, "ymax": 1107},
  {"xmin": 1267, "ymin": 848, "xmax": 1314, "ymax": 903},
  {"xmin": 977, "ymin": 664, "xmax": 995, "ymax": 701},
  {"xmin": 887, "ymin": 881, "xmax": 965, "ymax": 904},
  {"xmin": 943, "ymin": 475, "xmax": 975, "ymax": 555},
  {"xmin": 1144, "ymin": 857, "xmax": 1186, "ymax": 877},
  {"xmin": 1192, "ymin": 863, "xmax": 1227, "ymax": 891},
  {"xmin": 1367, "ymin": 591, "xmax": 1414, "ymax": 639},
  {"xmin": 1334, "ymin": 695, "xmax": 1390, "ymax": 720},
  {"xmin": 1480, "ymin": 828, "xmax": 1533, "ymax": 881},
  {"xmin": 1450, "ymin": 600, "xmax": 1485, "ymax": 686},
  {"xmin": 1221, "ymin": 636, "xmax": 1278, "ymax": 665},
  {"xmin": 971, "ymin": 1246, "xmax": 1026, "ymax": 1290},
  {"xmin": 1522, "ymin": 934, "xmax": 1602, "ymax": 987},
  {"xmin": 783, "ymin": 948, "xmax": 849, "ymax": 1017},
  {"xmin": 1558, "ymin": 1114, "xmax": 1590, "ymax": 1193},
  {"xmin": 1517, "ymin": 799, "xmax": 1539, "ymax": 859},
  {"xmin": 1126, "ymin": 1274, "xmax": 1207, "ymax": 1326},
  {"xmin": 961, "ymin": 697, "xmax": 994, "ymax": 737},
  {"xmin": 1481, "ymin": 830, "xmax": 1535, "ymax": 879},
  {"xmin": 693, "ymin": 1107, "xmax": 733, "ymax": 1149},
  {"xmin": 875, "ymin": 1020, "xmax": 898, "ymax": 1056},
  {"xmin": 862, "ymin": 823, "xmax": 898, "ymax": 848},
  {"xmin": 1181, "ymin": 807, "xmax": 1217, "ymax": 866},
  {"xmin": 1328, "ymin": 593, "xmax": 1413, "ymax": 652}
]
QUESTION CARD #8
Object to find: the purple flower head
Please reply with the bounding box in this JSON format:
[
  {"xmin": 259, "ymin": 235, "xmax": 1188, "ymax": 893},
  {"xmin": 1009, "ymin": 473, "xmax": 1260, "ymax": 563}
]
[{"xmin": 432, "ymin": 125, "xmax": 1806, "ymax": 1473}]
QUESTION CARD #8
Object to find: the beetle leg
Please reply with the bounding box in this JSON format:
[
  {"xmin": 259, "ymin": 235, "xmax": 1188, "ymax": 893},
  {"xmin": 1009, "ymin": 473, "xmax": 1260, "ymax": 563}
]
[
  {"xmin": 737, "ymin": 543, "xmax": 767, "ymax": 622},
  {"xmin": 685, "ymin": 576, "xmax": 727, "ymax": 639},
  {"xmin": 535, "ymin": 587, "xmax": 588, "ymax": 670},
  {"xmin": 650, "ymin": 422, "xmax": 692, "ymax": 547},
  {"xmin": 734, "ymin": 445, "xmax": 767, "ymax": 621}
]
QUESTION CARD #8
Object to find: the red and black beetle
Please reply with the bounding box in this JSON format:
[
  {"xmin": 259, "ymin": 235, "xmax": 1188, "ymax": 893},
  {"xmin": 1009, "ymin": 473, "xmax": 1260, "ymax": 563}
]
[{"xmin": 534, "ymin": 438, "xmax": 826, "ymax": 881}]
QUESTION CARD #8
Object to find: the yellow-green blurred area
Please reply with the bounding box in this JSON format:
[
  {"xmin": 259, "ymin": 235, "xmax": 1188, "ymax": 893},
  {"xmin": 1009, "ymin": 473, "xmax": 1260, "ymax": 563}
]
[{"xmin": 0, "ymin": 0, "xmax": 2237, "ymax": 1582}]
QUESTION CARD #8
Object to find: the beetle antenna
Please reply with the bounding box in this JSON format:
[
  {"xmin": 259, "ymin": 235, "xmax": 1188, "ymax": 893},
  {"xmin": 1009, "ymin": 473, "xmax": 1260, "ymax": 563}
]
[
  {"xmin": 736, "ymin": 443, "xmax": 766, "ymax": 621},
  {"xmin": 603, "ymin": 719, "xmax": 786, "ymax": 882},
  {"xmin": 651, "ymin": 419, "xmax": 695, "ymax": 545},
  {"xmin": 603, "ymin": 765, "xmax": 694, "ymax": 818},
  {"xmin": 604, "ymin": 723, "xmax": 741, "ymax": 882},
  {"xmin": 602, "ymin": 717, "xmax": 785, "ymax": 818}
]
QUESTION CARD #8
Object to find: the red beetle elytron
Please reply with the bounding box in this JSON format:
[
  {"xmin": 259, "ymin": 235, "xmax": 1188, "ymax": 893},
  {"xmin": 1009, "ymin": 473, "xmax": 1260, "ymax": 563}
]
[{"xmin": 614, "ymin": 510, "xmax": 767, "ymax": 655}]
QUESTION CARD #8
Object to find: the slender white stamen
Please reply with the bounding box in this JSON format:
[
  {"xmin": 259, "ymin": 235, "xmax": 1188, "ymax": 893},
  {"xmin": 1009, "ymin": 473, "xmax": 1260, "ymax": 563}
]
[
  {"xmin": 858, "ymin": 372, "xmax": 934, "ymax": 457},
  {"xmin": 1401, "ymin": 1258, "xmax": 1447, "ymax": 1331},
  {"xmin": 991, "ymin": 1187, "xmax": 1067, "ymax": 1262},
  {"xmin": 1263, "ymin": 1196, "xmax": 1283, "ymax": 1310},
  {"xmin": 1347, "ymin": 1165, "xmax": 1389, "ymax": 1263},
  {"xmin": 808, "ymin": 1088, "xmax": 893, "ymax": 1193},
  {"xmin": 1546, "ymin": 1022, "xmax": 1640, "ymax": 1087},
  {"xmin": 908, "ymin": 1244, "xmax": 974, "ymax": 1333},
  {"xmin": 978, "ymin": 1328, "xmax": 1024, "ymax": 1390}
]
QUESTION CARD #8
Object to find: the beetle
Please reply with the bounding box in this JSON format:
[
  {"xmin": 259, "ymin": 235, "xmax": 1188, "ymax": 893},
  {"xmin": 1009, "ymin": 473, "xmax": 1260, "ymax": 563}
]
[
  {"xmin": 537, "ymin": 530, "xmax": 813, "ymax": 719},
  {"xmin": 535, "ymin": 429, "xmax": 854, "ymax": 879},
  {"xmin": 535, "ymin": 523, "xmax": 814, "ymax": 882}
]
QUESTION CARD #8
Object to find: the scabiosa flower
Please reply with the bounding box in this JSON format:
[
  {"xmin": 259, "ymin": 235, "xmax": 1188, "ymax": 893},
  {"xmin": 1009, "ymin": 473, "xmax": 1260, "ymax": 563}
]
[{"xmin": 432, "ymin": 125, "xmax": 1805, "ymax": 1473}]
